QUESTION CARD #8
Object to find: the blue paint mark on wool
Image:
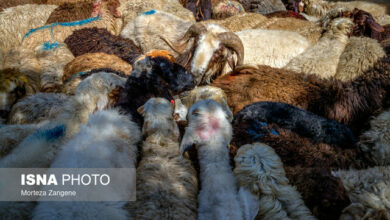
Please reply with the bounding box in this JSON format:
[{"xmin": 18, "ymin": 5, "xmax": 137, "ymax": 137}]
[
  {"xmin": 32, "ymin": 124, "xmax": 66, "ymax": 142},
  {"xmin": 270, "ymin": 129, "xmax": 279, "ymax": 135},
  {"xmin": 42, "ymin": 41, "xmax": 60, "ymax": 51},
  {"xmin": 142, "ymin": 10, "xmax": 156, "ymax": 15},
  {"xmin": 23, "ymin": 16, "xmax": 101, "ymax": 39},
  {"xmin": 77, "ymin": 71, "xmax": 86, "ymax": 76}
]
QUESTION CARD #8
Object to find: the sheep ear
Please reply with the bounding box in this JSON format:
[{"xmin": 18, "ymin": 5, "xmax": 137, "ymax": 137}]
[
  {"xmin": 180, "ymin": 129, "xmax": 198, "ymax": 155},
  {"xmin": 97, "ymin": 96, "xmax": 109, "ymax": 111},
  {"xmin": 367, "ymin": 18, "xmax": 384, "ymax": 32},
  {"xmin": 137, "ymin": 105, "xmax": 145, "ymax": 114}
]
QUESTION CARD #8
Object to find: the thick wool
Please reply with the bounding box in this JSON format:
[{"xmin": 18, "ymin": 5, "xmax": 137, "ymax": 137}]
[
  {"xmin": 63, "ymin": 52, "xmax": 132, "ymax": 81},
  {"xmin": 358, "ymin": 109, "xmax": 390, "ymax": 166},
  {"xmin": 61, "ymin": 68, "xmax": 127, "ymax": 95},
  {"xmin": 116, "ymin": 56, "xmax": 195, "ymax": 126},
  {"xmin": 8, "ymin": 93, "xmax": 68, "ymax": 124},
  {"xmin": 382, "ymin": 38, "xmax": 390, "ymax": 55},
  {"xmin": 176, "ymin": 85, "xmax": 233, "ymax": 122},
  {"xmin": 127, "ymin": 98, "xmax": 198, "ymax": 219},
  {"xmin": 212, "ymin": 63, "xmax": 390, "ymax": 132},
  {"xmin": 45, "ymin": 1, "xmax": 94, "ymax": 24},
  {"xmin": 232, "ymin": 101, "xmax": 357, "ymax": 148},
  {"xmin": 234, "ymin": 143, "xmax": 315, "ymax": 220},
  {"xmin": 236, "ymin": 29, "xmax": 311, "ymax": 68},
  {"xmin": 181, "ymin": 100, "xmax": 242, "ymax": 220},
  {"xmin": 212, "ymin": 0, "xmax": 245, "ymax": 20},
  {"xmin": 0, "ymin": 0, "xmax": 49, "ymax": 12},
  {"xmin": 238, "ymin": 0, "xmax": 286, "ymax": 14},
  {"xmin": 32, "ymin": 109, "xmax": 140, "ymax": 220},
  {"xmin": 284, "ymin": 18, "xmax": 353, "ymax": 79},
  {"xmin": 0, "ymin": 68, "xmax": 40, "ymax": 114},
  {"xmin": 333, "ymin": 167, "xmax": 390, "ymax": 219},
  {"xmin": 117, "ymin": 0, "xmax": 195, "ymax": 27},
  {"xmin": 285, "ymin": 166, "xmax": 351, "ymax": 220},
  {"xmin": 265, "ymin": 11, "xmax": 307, "ymax": 20},
  {"xmin": 335, "ymin": 37, "xmax": 386, "ymax": 81},
  {"xmin": 65, "ymin": 27, "xmax": 141, "ymax": 64},
  {"xmin": 201, "ymin": 12, "xmax": 268, "ymax": 32},
  {"xmin": 120, "ymin": 10, "xmax": 194, "ymax": 56}
]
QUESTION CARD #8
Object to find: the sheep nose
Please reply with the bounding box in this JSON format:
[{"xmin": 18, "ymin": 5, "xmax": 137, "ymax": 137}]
[{"xmin": 0, "ymin": 110, "xmax": 9, "ymax": 119}]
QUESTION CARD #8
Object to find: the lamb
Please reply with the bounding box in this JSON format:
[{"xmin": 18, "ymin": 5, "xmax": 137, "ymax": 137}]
[
  {"xmin": 8, "ymin": 92, "xmax": 68, "ymax": 124},
  {"xmin": 127, "ymin": 98, "xmax": 198, "ymax": 219},
  {"xmin": 61, "ymin": 68, "xmax": 127, "ymax": 95},
  {"xmin": 232, "ymin": 101, "xmax": 357, "ymax": 147},
  {"xmin": 65, "ymin": 27, "xmax": 142, "ymax": 65},
  {"xmin": 180, "ymin": 99, "xmax": 242, "ymax": 220},
  {"xmin": 0, "ymin": 71, "xmax": 126, "ymax": 219},
  {"xmin": 333, "ymin": 166, "xmax": 390, "ymax": 219},
  {"xmin": 334, "ymin": 36, "xmax": 386, "ymax": 81},
  {"xmin": 234, "ymin": 143, "xmax": 315, "ymax": 220},
  {"xmin": 358, "ymin": 109, "xmax": 390, "ymax": 166},
  {"xmin": 211, "ymin": 63, "xmax": 390, "ymax": 133},
  {"xmin": 0, "ymin": 4, "xmax": 58, "ymax": 55},
  {"xmin": 116, "ymin": 56, "xmax": 195, "ymax": 126},
  {"xmin": 284, "ymin": 17, "xmax": 353, "ymax": 79},
  {"xmin": 174, "ymin": 85, "xmax": 233, "ymax": 122},
  {"xmin": 62, "ymin": 52, "xmax": 132, "ymax": 82},
  {"xmin": 32, "ymin": 108, "xmax": 140, "ymax": 220},
  {"xmin": 0, "ymin": 68, "xmax": 40, "ymax": 121}
]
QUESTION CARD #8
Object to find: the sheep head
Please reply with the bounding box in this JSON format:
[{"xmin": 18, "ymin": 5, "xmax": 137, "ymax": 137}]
[
  {"xmin": 0, "ymin": 69, "xmax": 38, "ymax": 118},
  {"xmin": 137, "ymin": 97, "xmax": 179, "ymax": 139},
  {"xmin": 162, "ymin": 23, "xmax": 244, "ymax": 85},
  {"xmin": 180, "ymin": 99, "xmax": 232, "ymax": 154},
  {"xmin": 350, "ymin": 8, "xmax": 384, "ymax": 38}
]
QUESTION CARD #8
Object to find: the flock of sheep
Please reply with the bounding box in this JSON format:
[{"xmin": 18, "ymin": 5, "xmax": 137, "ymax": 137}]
[{"xmin": 0, "ymin": 0, "xmax": 390, "ymax": 219}]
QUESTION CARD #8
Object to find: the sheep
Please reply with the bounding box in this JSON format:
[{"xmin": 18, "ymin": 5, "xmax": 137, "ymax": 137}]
[
  {"xmin": 0, "ymin": 68, "xmax": 40, "ymax": 120},
  {"xmin": 212, "ymin": 0, "xmax": 245, "ymax": 20},
  {"xmin": 180, "ymin": 99, "xmax": 242, "ymax": 220},
  {"xmin": 127, "ymin": 98, "xmax": 198, "ymax": 219},
  {"xmin": 211, "ymin": 63, "xmax": 390, "ymax": 133},
  {"xmin": 232, "ymin": 101, "xmax": 357, "ymax": 148},
  {"xmin": 0, "ymin": 4, "xmax": 58, "ymax": 56},
  {"xmin": 20, "ymin": 0, "xmax": 121, "ymax": 51},
  {"xmin": 265, "ymin": 10, "xmax": 307, "ymax": 20},
  {"xmin": 358, "ymin": 109, "xmax": 390, "ymax": 166},
  {"xmin": 238, "ymin": 0, "xmax": 286, "ymax": 14},
  {"xmin": 62, "ymin": 52, "xmax": 132, "ymax": 82},
  {"xmin": 201, "ymin": 12, "xmax": 269, "ymax": 32},
  {"xmin": 65, "ymin": 27, "xmax": 141, "ymax": 64},
  {"xmin": 162, "ymin": 22, "xmax": 310, "ymax": 84},
  {"xmin": 0, "ymin": 71, "xmax": 126, "ymax": 219},
  {"xmin": 32, "ymin": 108, "xmax": 140, "ymax": 220},
  {"xmin": 120, "ymin": 10, "xmax": 194, "ymax": 56},
  {"xmin": 234, "ymin": 143, "xmax": 315, "ymax": 220},
  {"xmin": 285, "ymin": 166, "xmax": 351, "ymax": 220},
  {"xmin": 61, "ymin": 68, "xmax": 127, "ymax": 95},
  {"xmin": 174, "ymin": 85, "xmax": 233, "ymax": 122},
  {"xmin": 284, "ymin": 18, "xmax": 353, "ymax": 79},
  {"xmin": 0, "ymin": 0, "xmax": 49, "ymax": 12},
  {"xmin": 334, "ymin": 36, "xmax": 386, "ymax": 82},
  {"xmin": 8, "ymin": 92, "xmax": 68, "ymax": 124},
  {"xmin": 299, "ymin": 0, "xmax": 389, "ymax": 19},
  {"xmin": 117, "ymin": 0, "xmax": 195, "ymax": 27},
  {"xmin": 45, "ymin": 1, "xmax": 95, "ymax": 24},
  {"xmin": 333, "ymin": 166, "xmax": 390, "ymax": 219},
  {"xmin": 116, "ymin": 56, "xmax": 195, "ymax": 126}
]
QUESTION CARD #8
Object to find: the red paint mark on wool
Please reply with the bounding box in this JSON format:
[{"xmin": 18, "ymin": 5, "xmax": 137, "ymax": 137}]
[{"xmin": 196, "ymin": 117, "xmax": 220, "ymax": 141}]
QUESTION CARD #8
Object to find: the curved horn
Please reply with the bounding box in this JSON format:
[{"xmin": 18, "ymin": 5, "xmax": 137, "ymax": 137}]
[
  {"xmin": 218, "ymin": 32, "xmax": 244, "ymax": 67},
  {"xmin": 160, "ymin": 23, "xmax": 207, "ymax": 53}
]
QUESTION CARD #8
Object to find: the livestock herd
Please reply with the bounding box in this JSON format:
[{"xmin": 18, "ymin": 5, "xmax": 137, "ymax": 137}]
[{"xmin": 1, "ymin": 0, "xmax": 390, "ymax": 219}]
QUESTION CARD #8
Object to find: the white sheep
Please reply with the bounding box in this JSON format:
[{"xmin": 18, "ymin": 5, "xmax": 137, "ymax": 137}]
[
  {"xmin": 333, "ymin": 166, "xmax": 390, "ymax": 219},
  {"xmin": 127, "ymin": 97, "xmax": 198, "ymax": 219},
  {"xmin": 32, "ymin": 109, "xmax": 140, "ymax": 220},
  {"xmin": 8, "ymin": 93, "xmax": 68, "ymax": 124},
  {"xmin": 284, "ymin": 17, "xmax": 354, "ymax": 79},
  {"xmin": 234, "ymin": 143, "xmax": 315, "ymax": 220},
  {"xmin": 181, "ymin": 99, "xmax": 242, "ymax": 220}
]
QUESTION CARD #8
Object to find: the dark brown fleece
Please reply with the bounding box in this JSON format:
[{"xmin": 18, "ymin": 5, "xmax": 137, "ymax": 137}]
[
  {"xmin": 64, "ymin": 27, "xmax": 141, "ymax": 64},
  {"xmin": 185, "ymin": 0, "xmax": 212, "ymax": 21},
  {"xmin": 265, "ymin": 10, "xmax": 306, "ymax": 20},
  {"xmin": 0, "ymin": 0, "xmax": 47, "ymax": 12},
  {"xmin": 212, "ymin": 62, "xmax": 390, "ymax": 133},
  {"xmin": 45, "ymin": 2, "xmax": 94, "ymax": 24}
]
